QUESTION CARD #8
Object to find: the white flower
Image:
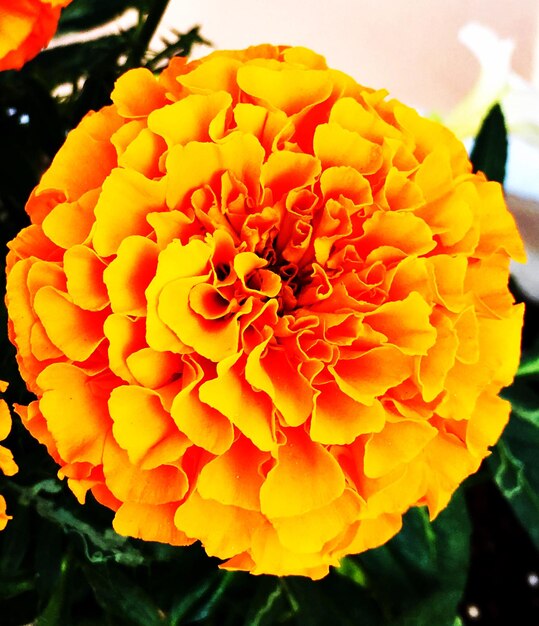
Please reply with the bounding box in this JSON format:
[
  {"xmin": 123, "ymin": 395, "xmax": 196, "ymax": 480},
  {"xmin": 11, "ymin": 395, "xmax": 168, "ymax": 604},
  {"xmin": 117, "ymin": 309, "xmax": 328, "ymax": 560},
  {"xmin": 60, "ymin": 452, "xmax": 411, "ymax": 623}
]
[{"xmin": 445, "ymin": 22, "xmax": 539, "ymax": 301}]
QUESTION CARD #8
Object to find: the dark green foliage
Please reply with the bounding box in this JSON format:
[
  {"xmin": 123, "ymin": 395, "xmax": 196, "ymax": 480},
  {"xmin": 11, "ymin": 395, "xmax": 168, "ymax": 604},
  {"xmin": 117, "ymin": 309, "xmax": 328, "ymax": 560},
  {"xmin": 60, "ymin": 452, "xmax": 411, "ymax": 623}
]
[{"xmin": 469, "ymin": 103, "xmax": 508, "ymax": 184}]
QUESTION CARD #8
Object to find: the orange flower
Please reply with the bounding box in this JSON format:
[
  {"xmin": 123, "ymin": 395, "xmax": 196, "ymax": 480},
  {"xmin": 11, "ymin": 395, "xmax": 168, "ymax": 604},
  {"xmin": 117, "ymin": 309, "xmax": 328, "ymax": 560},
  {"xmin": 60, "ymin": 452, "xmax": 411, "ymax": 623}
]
[
  {"xmin": 0, "ymin": 382, "xmax": 17, "ymax": 530},
  {"xmin": 5, "ymin": 45, "xmax": 525, "ymax": 578},
  {"xmin": 0, "ymin": 0, "xmax": 73, "ymax": 71}
]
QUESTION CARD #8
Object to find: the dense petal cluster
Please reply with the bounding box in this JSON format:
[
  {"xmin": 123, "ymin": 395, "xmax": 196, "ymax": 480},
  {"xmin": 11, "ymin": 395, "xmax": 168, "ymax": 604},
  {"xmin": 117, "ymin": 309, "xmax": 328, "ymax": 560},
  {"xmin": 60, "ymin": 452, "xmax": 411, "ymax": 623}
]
[
  {"xmin": 0, "ymin": 0, "xmax": 72, "ymax": 71},
  {"xmin": 6, "ymin": 45, "xmax": 525, "ymax": 578},
  {"xmin": 0, "ymin": 382, "xmax": 17, "ymax": 530}
]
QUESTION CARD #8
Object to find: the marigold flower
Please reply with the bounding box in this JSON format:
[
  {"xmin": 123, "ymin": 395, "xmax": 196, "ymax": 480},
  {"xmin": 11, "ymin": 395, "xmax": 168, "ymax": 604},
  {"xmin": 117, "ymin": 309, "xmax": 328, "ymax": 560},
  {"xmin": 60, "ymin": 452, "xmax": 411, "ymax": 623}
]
[
  {"xmin": 0, "ymin": 0, "xmax": 72, "ymax": 71},
  {"xmin": 0, "ymin": 382, "xmax": 17, "ymax": 530},
  {"xmin": 5, "ymin": 45, "xmax": 525, "ymax": 578}
]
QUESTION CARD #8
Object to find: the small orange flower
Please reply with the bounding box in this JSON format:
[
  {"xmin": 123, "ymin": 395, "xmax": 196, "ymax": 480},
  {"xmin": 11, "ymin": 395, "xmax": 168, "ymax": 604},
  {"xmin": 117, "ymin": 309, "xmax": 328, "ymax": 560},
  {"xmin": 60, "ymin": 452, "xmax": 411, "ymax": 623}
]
[
  {"xmin": 6, "ymin": 46, "xmax": 525, "ymax": 577},
  {"xmin": 0, "ymin": 382, "xmax": 17, "ymax": 530},
  {"xmin": 0, "ymin": 0, "xmax": 72, "ymax": 71}
]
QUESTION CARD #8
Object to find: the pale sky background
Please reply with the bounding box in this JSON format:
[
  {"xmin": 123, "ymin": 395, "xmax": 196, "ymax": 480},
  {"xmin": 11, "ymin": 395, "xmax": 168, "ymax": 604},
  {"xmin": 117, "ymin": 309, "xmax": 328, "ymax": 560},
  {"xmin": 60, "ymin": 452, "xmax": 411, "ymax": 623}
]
[{"xmin": 156, "ymin": 0, "xmax": 539, "ymax": 112}]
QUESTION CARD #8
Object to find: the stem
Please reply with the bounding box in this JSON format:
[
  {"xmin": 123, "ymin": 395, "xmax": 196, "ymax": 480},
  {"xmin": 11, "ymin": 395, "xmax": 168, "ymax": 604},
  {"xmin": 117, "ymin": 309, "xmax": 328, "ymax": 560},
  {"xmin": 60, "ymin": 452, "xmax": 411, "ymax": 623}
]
[{"xmin": 127, "ymin": 0, "xmax": 171, "ymax": 68}]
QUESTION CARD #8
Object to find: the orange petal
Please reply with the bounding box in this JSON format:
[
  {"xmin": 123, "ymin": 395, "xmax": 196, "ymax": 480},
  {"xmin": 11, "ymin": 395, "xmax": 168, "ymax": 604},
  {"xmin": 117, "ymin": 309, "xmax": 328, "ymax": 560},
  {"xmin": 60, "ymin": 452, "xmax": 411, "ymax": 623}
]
[
  {"xmin": 41, "ymin": 189, "xmax": 99, "ymax": 249},
  {"xmin": 313, "ymin": 123, "xmax": 383, "ymax": 174},
  {"xmin": 261, "ymin": 150, "xmax": 321, "ymax": 201},
  {"xmin": 111, "ymin": 68, "xmax": 169, "ymax": 118},
  {"xmin": 165, "ymin": 133, "xmax": 264, "ymax": 210},
  {"xmin": 63, "ymin": 245, "xmax": 109, "ymax": 311},
  {"xmin": 260, "ymin": 427, "xmax": 345, "ymax": 518},
  {"xmin": 37, "ymin": 363, "xmax": 112, "ymax": 465},
  {"xmin": 364, "ymin": 292, "xmax": 436, "ymax": 356},
  {"xmin": 32, "ymin": 106, "xmax": 121, "ymax": 206},
  {"xmin": 364, "ymin": 420, "xmax": 437, "ymax": 479},
  {"xmin": 113, "ymin": 502, "xmax": 193, "ymax": 546},
  {"xmin": 109, "ymin": 385, "xmax": 189, "ymax": 469},
  {"xmin": 34, "ymin": 287, "xmax": 106, "ymax": 362},
  {"xmin": 103, "ymin": 436, "xmax": 188, "ymax": 505},
  {"xmin": 174, "ymin": 490, "xmax": 262, "ymax": 558},
  {"xmin": 272, "ymin": 488, "xmax": 362, "ymax": 554},
  {"xmin": 248, "ymin": 523, "xmax": 333, "ymax": 579}
]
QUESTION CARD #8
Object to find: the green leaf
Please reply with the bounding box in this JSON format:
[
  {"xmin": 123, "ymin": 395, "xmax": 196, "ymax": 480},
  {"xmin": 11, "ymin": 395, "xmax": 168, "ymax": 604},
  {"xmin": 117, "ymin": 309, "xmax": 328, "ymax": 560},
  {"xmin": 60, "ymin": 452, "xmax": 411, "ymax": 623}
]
[
  {"xmin": 58, "ymin": 0, "xmax": 145, "ymax": 34},
  {"xmin": 489, "ymin": 386, "xmax": 539, "ymax": 549},
  {"xmin": 470, "ymin": 103, "xmax": 508, "ymax": 184},
  {"xmin": 83, "ymin": 563, "xmax": 164, "ymax": 626},
  {"xmin": 356, "ymin": 493, "xmax": 470, "ymax": 626}
]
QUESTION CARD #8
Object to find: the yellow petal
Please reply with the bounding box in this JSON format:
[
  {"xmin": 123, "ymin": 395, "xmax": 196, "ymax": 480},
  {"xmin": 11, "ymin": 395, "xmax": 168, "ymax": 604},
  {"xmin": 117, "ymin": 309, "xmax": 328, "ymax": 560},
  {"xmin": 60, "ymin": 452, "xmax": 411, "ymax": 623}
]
[
  {"xmin": 199, "ymin": 353, "xmax": 276, "ymax": 451},
  {"xmin": 93, "ymin": 169, "xmax": 166, "ymax": 257}
]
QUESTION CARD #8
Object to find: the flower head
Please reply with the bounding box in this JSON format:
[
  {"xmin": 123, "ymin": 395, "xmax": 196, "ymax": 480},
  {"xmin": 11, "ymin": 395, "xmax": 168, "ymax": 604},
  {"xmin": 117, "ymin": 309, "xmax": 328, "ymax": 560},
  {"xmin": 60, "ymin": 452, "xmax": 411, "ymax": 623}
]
[
  {"xmin": 0, "ymin": 382, "xmax": 17, "ymax": 530},
  {"xmin": 6, "ymin": 45, "xmax": 525, "ymax": 577},
  {"xmin": 0, "ymin": 0, "xmax": 72, "ymax": 71}
]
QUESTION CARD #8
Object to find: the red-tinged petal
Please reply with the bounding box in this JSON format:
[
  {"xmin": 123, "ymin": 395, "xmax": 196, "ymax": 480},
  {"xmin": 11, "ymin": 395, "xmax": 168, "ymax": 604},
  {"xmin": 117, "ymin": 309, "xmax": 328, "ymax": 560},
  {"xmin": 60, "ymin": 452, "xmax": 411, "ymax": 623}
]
[
  {"xmin": 245, "ymin": 342, "xmax": 313, "ymax": 427},
  {"xmin": 364, "ymin": 292, "xmax": 436, "ymax": 356},
  {"xmin": 103, "ymin": 236, "xmax": 159, "ymax": 316},
  {"xmin": 260, "ymin": 427, "xmax": 345, "ymax": 518},
  {"xmin": 63, "ymin": 245, "xmax": 109, "ymax": 311},
  {"xmin": 104, "ymin": 314, "xmax": 146, "ymax": 384},
  {"xmin": 311, "ymin": 380, "xmax": 385, "ymax": 444},
  {"xmin": 261, "ymin": 150, "xmax": 321, "ymax": 201},
  {"xmin": 197, "ymin": 436, "xmax": 266, "ymax": 510},
  {"xmin": 331, "ymin": 345, "xmax": 412, "ymax": 405},
  {"xmin": 170, "ymin": 356, "xmax": 235, "ymax": 455}
]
